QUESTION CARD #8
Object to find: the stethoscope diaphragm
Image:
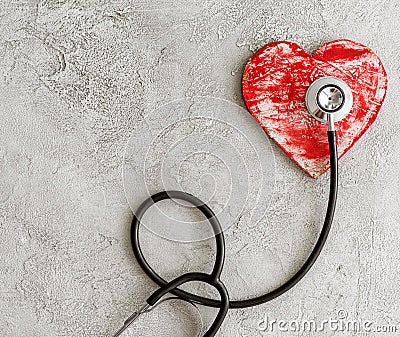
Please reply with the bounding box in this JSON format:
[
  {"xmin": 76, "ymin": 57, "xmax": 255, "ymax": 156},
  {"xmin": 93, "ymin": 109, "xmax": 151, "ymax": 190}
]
[{"xmin": 306, "ymin": 76, "xmax": 353, "ymax": 125}]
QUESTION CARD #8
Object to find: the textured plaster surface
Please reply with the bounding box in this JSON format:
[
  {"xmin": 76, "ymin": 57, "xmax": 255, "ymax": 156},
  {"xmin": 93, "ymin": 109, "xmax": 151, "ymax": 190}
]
[{"xmin": 0, "ymin": 1, "xmax": 400, "ymax": 337}]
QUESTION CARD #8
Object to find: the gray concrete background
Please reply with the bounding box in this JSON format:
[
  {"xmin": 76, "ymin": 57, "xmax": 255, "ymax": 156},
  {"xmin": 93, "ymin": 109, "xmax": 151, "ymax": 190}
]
[{"xmin": 1, "ymin": 0, "xmax": 400, "ymax": 336}]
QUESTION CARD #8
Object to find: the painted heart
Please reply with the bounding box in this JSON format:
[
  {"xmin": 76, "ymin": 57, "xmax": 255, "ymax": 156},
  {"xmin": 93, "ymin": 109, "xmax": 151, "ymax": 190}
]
[{"xmin": 242, "ymin": 40, "xmax": 388, "ymax": 178}]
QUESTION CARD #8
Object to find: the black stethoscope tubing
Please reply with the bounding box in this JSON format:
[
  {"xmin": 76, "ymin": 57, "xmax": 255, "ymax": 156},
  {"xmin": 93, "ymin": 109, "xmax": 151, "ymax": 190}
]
[
  {"xmin": 131, "ymin": 130, "xmax": 338, "ymax": 310},
  {"xmin": 131, "ymin": 190, "xmax": 229, "ymax": 336}
]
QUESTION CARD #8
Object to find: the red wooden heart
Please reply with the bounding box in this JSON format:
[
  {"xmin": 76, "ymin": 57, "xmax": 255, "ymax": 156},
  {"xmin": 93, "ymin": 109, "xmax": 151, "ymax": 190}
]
[{"xmin": 242, "ymin": 40, "xmax": 388, "ymax": 178}]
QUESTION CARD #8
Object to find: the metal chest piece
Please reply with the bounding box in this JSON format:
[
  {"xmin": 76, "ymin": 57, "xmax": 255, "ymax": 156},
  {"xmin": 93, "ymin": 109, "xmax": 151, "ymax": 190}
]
[{"xmin": 306, "ymin": 76, "xmax": 353, "ymax": 125}]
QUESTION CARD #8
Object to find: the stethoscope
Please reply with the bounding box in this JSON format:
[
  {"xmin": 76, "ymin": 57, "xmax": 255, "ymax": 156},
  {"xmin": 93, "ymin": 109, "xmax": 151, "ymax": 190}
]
[{"xmin": 112, "ymin": 76, "xmax": 353, "ymax": 337}]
